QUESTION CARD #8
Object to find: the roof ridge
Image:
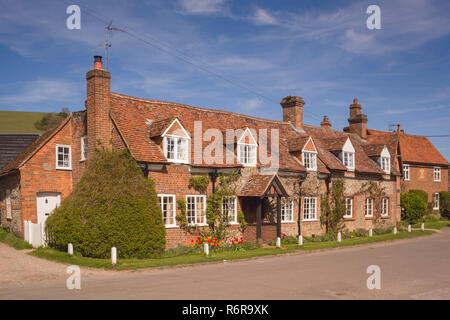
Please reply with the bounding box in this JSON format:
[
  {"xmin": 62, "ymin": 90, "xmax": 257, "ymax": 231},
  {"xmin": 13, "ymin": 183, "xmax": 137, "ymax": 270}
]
[{"xmin": 111, "ymin": 92, "xmax": 291, "ymax": 126}]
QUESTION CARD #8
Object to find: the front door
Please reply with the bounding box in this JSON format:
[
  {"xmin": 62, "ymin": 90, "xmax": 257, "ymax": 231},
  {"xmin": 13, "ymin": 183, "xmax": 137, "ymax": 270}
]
[{"xmin": 36, "ymin": 192, "xmax": 61, "ymax": 244}]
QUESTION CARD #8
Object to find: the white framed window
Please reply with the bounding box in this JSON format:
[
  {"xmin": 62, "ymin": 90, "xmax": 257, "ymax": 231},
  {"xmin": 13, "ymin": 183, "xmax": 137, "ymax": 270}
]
[
  {"xmin": 302, "ymin": 152, "xmax": 317, "ymax": 171},
  {"xmin": 5, "ymin": 189, "xmax": 11, "ymax": 220},
  {"xmin": 186, "ymin": 195, "xmax": 207, "ymax": 225},
  {"xmin": 343, "ymin": 151, "xmax": 355, "ymax": 170},
  {"xmin": 303, "ymin": 197, "xmax": 317, "ymax": 221},
  {"xmin": 237, "ymin": 128, "xmax": 257, "ymax": 166},
  {"xmin": 382, "ymin": 197, "xmax": 389, "ymax": 216},
  {"xmin": 365, "ymin": 198, "xmax": 374, "ymax": 217},
  {"xmin": 434, "ymin": 167, "xmax": 441, "ymax": 182},
  {"xmin": 238, "ymin": 144, "xmax": 257, "ymax": 166},
  {"xmin": 403, "ymin": 164, "xmax": 410, "ymax": 181},
  {"xmin": 344, "ymin": 197, "xmax": 353, "ymax": 218},
  {"xmin": 164, "ymin": 136, "xmax": 189, "ymax": 163},
  {"xmin": 56, "ymin": 145, "xmax": 71, "ymax": 170},
  {"xmin": 158, "ymin": 194, "xmax": 176, "ymax": 227},
  {"xmin": 222, "ymin": 196, "xmax": 237, "ymax": 224},
  {"xmin": 433, "ymin": 193, "xmax": 440, "ymax": 210},
  {"xmin": 80, "ymin": 136, "xmax": 88, "ymax": 161},
  {"xmin": 381, "ymin": 157, "xmax": 390, "ymax": 174},
  {"xmin": 281, "ymin": 199, "xmax": 294, "ymax": 222}
]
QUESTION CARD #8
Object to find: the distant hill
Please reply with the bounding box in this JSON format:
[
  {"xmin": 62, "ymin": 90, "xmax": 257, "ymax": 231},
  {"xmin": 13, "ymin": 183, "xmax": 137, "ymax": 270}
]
[{"xmin": 0, "ymin": 111, "xmax": 49, "ymax": 133}]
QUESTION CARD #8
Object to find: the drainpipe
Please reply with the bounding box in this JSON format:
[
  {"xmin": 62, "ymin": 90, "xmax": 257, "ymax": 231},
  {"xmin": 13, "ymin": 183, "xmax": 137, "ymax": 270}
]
[{"xmin": 209, "ymin": 170, "xmax": 218, "ymax": 193}]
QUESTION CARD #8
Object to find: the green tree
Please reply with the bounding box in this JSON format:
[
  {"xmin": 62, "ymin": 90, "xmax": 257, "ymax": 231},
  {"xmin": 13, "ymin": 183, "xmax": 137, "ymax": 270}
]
[
  {"xmin": 34, "ymin": 108, "xmax": 70, "ymax": 131},
  {"xmin": 439, "ymin": 191, "xmax": 450, "ymax": 219},
  {"xmin": 320, "ymin": 178, "xmax": 346, "ymax": 232},
  {"xmin": 45, "ymin": 149, "xmax": 166, "ymax": 258},
  {"xmin": 401, "ymin": 191, "xmax": 426, "ymax": 224}
]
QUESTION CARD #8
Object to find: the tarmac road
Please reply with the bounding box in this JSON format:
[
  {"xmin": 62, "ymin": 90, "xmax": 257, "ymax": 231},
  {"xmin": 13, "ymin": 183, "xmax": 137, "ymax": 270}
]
[{"xmin": 1, "ymin": 228, "xmax": 449, "ymax": 300}]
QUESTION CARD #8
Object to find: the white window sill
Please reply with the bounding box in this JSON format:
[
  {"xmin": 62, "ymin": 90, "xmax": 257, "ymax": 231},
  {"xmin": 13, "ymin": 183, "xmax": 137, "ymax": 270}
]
[
  {"xmin": 240, "ymin": 163, "xmax": 257, "ymax": 167},
  {"xmin": 188, "ymin": 223, "xmax": 208, "ymax": 227},
  {"xmin": 343, "ymin": 216, "xmax": 353, "ymax": 219},
  {"xmin": 80, "ymin": 158, "xmax": 87, "ymax": 162},
  {"xmin": 433, "ymin": 207, "xmax": 439, "ymax": 210},
  {"xmin": 56, "ymin": 167, "xmax": 72, "ymax": 171},
  {"xmin": 281, "ymin": 220, "xmax": 295, "ymax": 224},
  {"xmin": 167, "ymin": 159, "xmax": 190, "ymax": 164},
  {"xmin": 302, "ymin": 219, "xmax": 318, "ymax": 222},
  {"xmin": 165, "ymin": 225, "xmax": 179, "ymax": 229},
  {"xmin": 228, "ymin": 222, "xmax": 239, "ymax": 225}
]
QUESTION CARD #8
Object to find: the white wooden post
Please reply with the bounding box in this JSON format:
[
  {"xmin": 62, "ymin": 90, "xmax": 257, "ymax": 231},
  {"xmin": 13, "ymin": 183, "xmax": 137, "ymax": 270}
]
[
  {"xmin": 204, "ymin": 243, "xmax": 209, "ymax": 256},
  {"xmin": 421, "ymin": 223, "xmax": 425, "ymax": 231},
  {"xmin": 298, "ymin": 235, "xmax": 303, "ymax": 246},
  {"xmin": 408, "ymin": 224, "xmax": 411, "ymax": 233},
  {"xmin": 393, "ymin": 226, "xmax": 398, "ymax": 235},
  {"xmin": 68, "ymin": 243, "xmax": 73, "ymax": 256},
  {"xmin": 369, "ymin": 229, "xmax": 373, "ymax": 237},
  {"xmin": 111, "ymin": 247, "xmax": 117, "ymax": 265},
  {"xmin": 337, "ymin": 232, "xmax": 342, "ymax": 242},
  {"xmin": 276, "ymin": 237, "xmax": 281, "ymax": 248}
]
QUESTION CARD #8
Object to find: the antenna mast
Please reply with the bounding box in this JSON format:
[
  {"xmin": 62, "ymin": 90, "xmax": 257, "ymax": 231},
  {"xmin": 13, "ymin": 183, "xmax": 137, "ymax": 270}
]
[{"xmin": 104, "ymin": 22, "xmax": 125, "ymax": 70}]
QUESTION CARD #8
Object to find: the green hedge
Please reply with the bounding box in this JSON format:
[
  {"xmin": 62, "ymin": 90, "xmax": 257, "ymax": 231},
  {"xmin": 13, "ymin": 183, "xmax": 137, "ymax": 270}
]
[
  {"xmin": 401, "ymin": 191, "xmax": 426, "ymax": 224},
  {"xmin": 440, "ymin": 191, "xmax": 450, "ymax": 219},
  {"xmin": 45, "ymin": 150, "xmax": 166, "ymax": 258}
]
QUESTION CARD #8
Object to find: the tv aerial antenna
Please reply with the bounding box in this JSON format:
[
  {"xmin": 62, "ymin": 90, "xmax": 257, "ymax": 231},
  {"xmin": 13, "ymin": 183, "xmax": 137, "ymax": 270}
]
[{"xmin": 104, "ymin": 21, "xmax": 125, "ymax": 70}]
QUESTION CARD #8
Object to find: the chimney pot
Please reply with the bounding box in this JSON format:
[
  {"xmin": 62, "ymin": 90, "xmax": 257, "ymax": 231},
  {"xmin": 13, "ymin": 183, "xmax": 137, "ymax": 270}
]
[
  {"xmin": 94, "ymin": 56, "xmax": 103, "ymax": 70},
  {"xmin": 353, "ymin": 98, "xmax": 358, "ymax": 104},
  {"xmin": 280, "ymin": 96, "xmax": 305, "ymax": 129},
  {"xmin": 320, "ymin": 115, "xmax": 332, "ymax": 129},
  {"xmin": 347, "ymin": 99, "xmax": 368, "ymax": 139},
  {"xmin": 397, "ymin": 124, "xmax": 401, "ymax": 133}
]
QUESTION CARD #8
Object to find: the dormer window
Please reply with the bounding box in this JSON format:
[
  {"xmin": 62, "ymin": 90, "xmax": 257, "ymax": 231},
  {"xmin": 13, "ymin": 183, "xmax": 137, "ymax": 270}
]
[
  {"xmin": 302, "ymin": 137, "xmax": 318, "ymax": 171},
  {"xmin": 379, "ymin": 146, "xmax": 391, "ymax": 174},
  {"xmin": 343, "ymin": 151, "xmax": 355, "ymax": 170},
  {"xmin": 237, "ymin": 128, "xmax": 257, "ymax": 166},
  {"xmin": 341, "ymin": 138, "xmax": 355, "ymax": 171},
  {"xmin": 161, "ymin": 118, "xmax": 190, "ymax": 164},
  {"xmin": 381, "ymin": 157, "xmax": 390, "ymax": 174}
]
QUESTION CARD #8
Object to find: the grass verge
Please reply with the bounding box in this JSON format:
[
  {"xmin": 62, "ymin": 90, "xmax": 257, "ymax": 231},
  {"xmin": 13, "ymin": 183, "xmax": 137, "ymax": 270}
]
[
  {"xmin": 412, "ymin": 220, "xmax": 450, "ymax": 230},
  {"xmin": 29, "ymin": 230, "xmax": 434, "ymax": 270},
  {"xmin": 0, "ymin": 228, "xmax": 33, "ymax": 250}
]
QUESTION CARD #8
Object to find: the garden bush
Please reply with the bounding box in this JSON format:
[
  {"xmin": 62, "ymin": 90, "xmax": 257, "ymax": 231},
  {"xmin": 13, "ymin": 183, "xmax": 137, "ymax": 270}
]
[
  {"xmin": 45, "ymin": 149, "xmax": 166, "ymax": 258},
  {"xmin": 401, "ymin": 191, "xmax": 427, "ymax": 224},
  {"xmin": 440, "ymin": 191, "xmax": 450, "ymax": 219}
]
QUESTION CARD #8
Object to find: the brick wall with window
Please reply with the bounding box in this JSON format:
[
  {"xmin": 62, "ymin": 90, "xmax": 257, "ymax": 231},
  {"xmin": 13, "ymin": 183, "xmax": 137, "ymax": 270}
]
[{"xmin": 401, "ymin": 164, "xmax": 448, "ymax": 212}]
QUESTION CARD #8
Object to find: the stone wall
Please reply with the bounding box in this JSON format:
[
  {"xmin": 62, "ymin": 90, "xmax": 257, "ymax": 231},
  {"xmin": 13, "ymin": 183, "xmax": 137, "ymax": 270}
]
[{"xmin": 0, "ymin": 173, "xmax": 22, "ymax": 237}]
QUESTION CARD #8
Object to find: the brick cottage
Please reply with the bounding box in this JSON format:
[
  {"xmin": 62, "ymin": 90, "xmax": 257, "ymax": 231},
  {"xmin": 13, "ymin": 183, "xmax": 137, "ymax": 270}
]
[{"xmin": 0, "ymin": 56, "xmax": 448, "ymax": 248}]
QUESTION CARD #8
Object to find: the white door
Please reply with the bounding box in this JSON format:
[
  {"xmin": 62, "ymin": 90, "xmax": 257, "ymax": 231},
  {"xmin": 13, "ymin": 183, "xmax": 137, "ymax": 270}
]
[{"xmin": 36, "ymin": 192, "xmax": 61, "ymax": 244}]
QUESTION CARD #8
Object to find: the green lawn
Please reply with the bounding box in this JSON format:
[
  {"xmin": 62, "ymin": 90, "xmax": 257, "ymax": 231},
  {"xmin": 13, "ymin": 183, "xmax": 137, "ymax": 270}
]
[
  {"xmin": 0, "ymin": 111, "xmax": 47, "ymax": 133},
  {"xmin": 412, "ymin": 220, "xmax": 450, "ymax": 230},
  {"xmin": 0, "ymin": 228, "xmax": 32, "ymax": 250},
  {"xmin": 29, "ymin": 230, "xmax": 434, "ymax": 270}
]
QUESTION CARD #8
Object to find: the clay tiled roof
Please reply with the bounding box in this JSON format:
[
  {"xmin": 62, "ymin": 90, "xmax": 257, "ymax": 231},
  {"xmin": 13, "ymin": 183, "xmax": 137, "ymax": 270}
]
[
  {"xmin": 147, "ymin": 117, "xmax": 176, "ymax": 138},
  {"xmin": 304, "ymin": 125, "xmax": 385, "ymax": 174},
  {"xmin": 239, "ymin": 174, "xmax": 288, "ymax": 197},
  {"xmin": 109, "ymin": 92, "xmax": 307, "ymax": 171},
  {"xmin": 0, "ymin": 117, "xmax": 71, "ymax": 176},
  {"xmin": 399, "ymin": 134, "xmax": 448, "ymax": 166},
  {"xmin": 0, "ymin": 133, "xmax": 40, "ymax": 169}
]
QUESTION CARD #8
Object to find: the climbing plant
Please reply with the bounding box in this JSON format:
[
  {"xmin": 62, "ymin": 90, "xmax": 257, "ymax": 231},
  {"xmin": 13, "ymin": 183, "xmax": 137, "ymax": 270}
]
[{"xmin": 320, "ymin": 178, "xmax": 346, "ymax": 232}]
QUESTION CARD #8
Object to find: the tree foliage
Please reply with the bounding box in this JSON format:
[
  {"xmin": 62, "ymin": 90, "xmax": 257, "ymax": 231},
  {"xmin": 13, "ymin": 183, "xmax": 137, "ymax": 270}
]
[
  {"xmin": 320, "ymin": 178, "xmax": 346, "ymax": 232},
  {"xmin": 401, "ymin": 191, "xmax": 426, "ymax": 224},
  {"xmin": 34, "ymin": 108, "xmax": 70, "ymax": 131},
  {"xmin": 45, "ymin": 149, "xmax": 166, "ymax": 258},
  {"xmin": 439, "ymin": 191, "xmax": 450, "ymax": 219}
]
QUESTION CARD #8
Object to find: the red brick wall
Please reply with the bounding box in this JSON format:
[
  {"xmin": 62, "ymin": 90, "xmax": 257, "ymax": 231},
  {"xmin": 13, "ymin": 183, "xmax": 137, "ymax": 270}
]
[
  {"xmin": 401, "ymin": 164, "xmax": 448, "ymax": 211},
  {"xmin": 18, "ymin": 121, "xmax": 73, "ymax": 230}
]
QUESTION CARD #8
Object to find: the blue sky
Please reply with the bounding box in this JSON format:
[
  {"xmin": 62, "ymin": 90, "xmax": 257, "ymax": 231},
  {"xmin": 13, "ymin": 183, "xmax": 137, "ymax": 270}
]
[{"xmin": 0, "ymin": 0, "xmax": 449, "ymax": 159}]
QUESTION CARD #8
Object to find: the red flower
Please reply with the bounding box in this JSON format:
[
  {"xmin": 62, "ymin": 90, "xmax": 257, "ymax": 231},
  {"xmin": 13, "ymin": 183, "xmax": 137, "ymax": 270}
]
[{"xmin": 312, "ymin": 234, "xmax": 316, "ymax": 238}]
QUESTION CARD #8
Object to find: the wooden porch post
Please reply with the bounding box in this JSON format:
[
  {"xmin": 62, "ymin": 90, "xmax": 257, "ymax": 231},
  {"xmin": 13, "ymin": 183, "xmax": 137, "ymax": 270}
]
[
  {"xmin": 256, "ymin": 198, "xmax": 262, "ymax": 244},
  {"xmin": 276, "ymin": 195, "xmax": 282, "ymax": 239}
]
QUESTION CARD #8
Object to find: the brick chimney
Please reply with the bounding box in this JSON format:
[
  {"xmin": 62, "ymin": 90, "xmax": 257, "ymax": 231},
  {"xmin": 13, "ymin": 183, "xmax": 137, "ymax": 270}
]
[
  {"xmin": 346, "ymin": 98, "xmax": 368, "ymax": 139},
  {"xmin": 320, "ymin": 115, "xmax": 331, "ymax": 129},
  {"xmin": 86, "ymin": 56, "xmax": 111, "ymax": 153},
  {"xmin": 280, "ymin": 96, "xmax": 305, "ymax": 130}
]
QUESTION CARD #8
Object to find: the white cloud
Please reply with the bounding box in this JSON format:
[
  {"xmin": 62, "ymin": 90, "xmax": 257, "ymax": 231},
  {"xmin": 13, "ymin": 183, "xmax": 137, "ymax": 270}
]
[
  {"xmin": 251, "ymin": 7, "xmax": 278, "ymax": 26},
  {"xmin": 236, "ymin": 98, "xmax": 262, "ymax": 111},
  {"xmin": 0, "ymin": 79, "xmax": 79, "ymax": 104},
  {"xmin": 178, "ymin": 0, "xmax": 227, "ymax": 15},
  {"xmin": 384, "ymin": 105, "xmax": 447, "ymax": 115}
]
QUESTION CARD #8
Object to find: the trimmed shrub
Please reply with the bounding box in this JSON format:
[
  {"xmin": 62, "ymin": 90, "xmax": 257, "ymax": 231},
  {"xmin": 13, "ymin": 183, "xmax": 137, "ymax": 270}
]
[
  {"xmin": 401, "ymin": 191, "xmax": 426, "ymax": 224},
  {"xmin": 409, "ymin": 189, "xmax": 428, "ymax": 204},
  {"xmin": 439, "ymin": 191, "xmax": 450, "ymax": 219},
  {"xmin": 45, "ymin": 150, "xmax": 166, "ymax": 258}
]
